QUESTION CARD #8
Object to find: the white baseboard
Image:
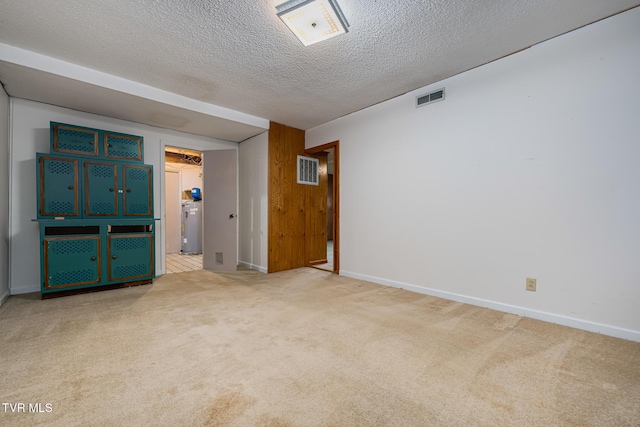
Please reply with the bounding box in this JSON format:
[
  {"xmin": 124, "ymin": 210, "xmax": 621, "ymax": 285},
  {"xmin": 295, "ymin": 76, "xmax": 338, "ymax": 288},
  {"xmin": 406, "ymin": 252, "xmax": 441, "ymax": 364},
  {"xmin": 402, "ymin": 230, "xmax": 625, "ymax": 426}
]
[
  {"xmin": 238, "ymin": 261, "xmax": 267, "ymax": 274},
  {"xmin": 10, "ymin": 285, "xmax": 40, "ymax": 295},
  {"xmin": 340, "ymin": 270, "xmax": 640, "ymax": 343}
]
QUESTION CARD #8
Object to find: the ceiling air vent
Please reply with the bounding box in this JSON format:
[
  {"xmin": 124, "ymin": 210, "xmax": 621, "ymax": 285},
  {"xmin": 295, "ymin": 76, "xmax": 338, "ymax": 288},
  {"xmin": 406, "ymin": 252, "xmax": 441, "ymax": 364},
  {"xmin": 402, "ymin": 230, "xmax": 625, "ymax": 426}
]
[{"xmin": 416, "ymin": 88, "xmax": 445, "ymax": 108}]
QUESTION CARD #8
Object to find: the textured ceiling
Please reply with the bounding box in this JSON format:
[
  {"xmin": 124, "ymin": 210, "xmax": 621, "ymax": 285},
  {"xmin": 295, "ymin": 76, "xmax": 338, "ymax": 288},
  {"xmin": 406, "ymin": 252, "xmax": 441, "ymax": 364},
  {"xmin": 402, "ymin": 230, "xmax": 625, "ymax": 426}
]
[{"xmin": 1, "ymin": 0, "xmax": 639, "ymax": 141}]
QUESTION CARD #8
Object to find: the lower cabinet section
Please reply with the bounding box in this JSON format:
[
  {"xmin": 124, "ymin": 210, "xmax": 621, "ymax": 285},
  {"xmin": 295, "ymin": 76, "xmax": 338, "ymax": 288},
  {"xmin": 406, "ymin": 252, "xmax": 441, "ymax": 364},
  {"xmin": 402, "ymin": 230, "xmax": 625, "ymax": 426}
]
[
  {"xmin": 108, "ymin": 234, "xmax": 154, "ymax": 281},
  {"xmin": 43, "ymin": 235, "xmax": 101, "ymax": 290},
  {"xmin": 38, "ymin": 220, "xmax": 155, "ymax": 297}
]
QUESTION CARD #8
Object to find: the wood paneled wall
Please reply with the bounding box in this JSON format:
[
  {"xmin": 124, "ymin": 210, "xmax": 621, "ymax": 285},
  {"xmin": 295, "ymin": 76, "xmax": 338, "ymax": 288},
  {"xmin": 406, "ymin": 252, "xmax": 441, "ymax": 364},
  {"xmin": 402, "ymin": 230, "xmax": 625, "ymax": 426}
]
[{"xmin": 268, "ymin": 122, "xmax": 306, "ymax": 273}]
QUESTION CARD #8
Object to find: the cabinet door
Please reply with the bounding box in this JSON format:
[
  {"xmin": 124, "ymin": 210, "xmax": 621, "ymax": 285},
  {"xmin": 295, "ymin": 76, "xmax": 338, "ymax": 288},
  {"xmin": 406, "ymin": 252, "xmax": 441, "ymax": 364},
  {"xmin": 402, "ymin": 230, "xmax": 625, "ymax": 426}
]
[
  {"xmin": 84, "ymin": 161, "xmax": 119, "ymax": 217},
  {"xmin": 104, "ymin": 132, "xmax": 143, "ymax": 162},
  {"xmin": 38, "ymin": 155, "xmax": 80, "ymax": 217},
  {"xmin": 43, "ymin": 236, "xmax": 101, "ymax": 290},
  {"xmin": 51, "ymin": 123, "xmax": 99, "ymax": 156},
  {"xmin": 108, "ymin": 234, "xmax": 154, "ymax": 281},
  {"xmin": 122, "ymin": 165, "xmax": 153, "ymax": 217}
]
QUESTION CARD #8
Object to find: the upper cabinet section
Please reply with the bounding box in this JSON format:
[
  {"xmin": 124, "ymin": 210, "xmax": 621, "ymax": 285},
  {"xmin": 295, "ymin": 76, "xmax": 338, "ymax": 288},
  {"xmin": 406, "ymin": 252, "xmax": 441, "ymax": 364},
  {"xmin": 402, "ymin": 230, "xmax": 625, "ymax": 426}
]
[
  {"xmin": 37, "ymin": 154, "xmax": 154, "ymax": 220},
  {"xmin": 38, "ymin": 155, "xmax": 80, "ymax": 218},
  {"xmin": 83, "ymin": 161, "xmax": 153, "ymax": 218},
  {"xmin": 51, "ymin": 123, "xmax": 99, "ymax": 157},
  {"xmin": 122, "ymin": 165, "xmax": 153, "ymax": 217},
  {"xmin": 104, "ymin": 132, "xmax": 143, "ymax": 162},
  {"xmin": 51, "ymin": 122, "xmax": 144, "ymax": 163}
]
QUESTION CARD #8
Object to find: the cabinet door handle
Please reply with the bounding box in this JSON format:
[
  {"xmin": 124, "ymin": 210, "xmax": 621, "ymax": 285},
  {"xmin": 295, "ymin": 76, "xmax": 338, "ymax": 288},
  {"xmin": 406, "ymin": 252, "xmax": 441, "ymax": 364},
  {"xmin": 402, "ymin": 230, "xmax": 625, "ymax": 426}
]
[
  {"xmin": 89, "ymin": 141, "xmax": 94, "ymax": 145},
  {"xmin": 68, "ymin": 185, "xmax": 74, "ymax": 190},
  {"xmin": 109, "ymin": 188, "xmax": 114, "ymax": 192},
  {"xmin": 91, "ymin": 257, "xmax": 96, "ymax": 261},
  {"xmin": 126, "ymin": 189, "xmax": 131, "ymax": 193},
  {"xmin": 108, "ymin": 144, "xmax": 113, "ymax": 148},
  {"xmin": 112, "ymin": 255, "xmax": 117, "ymax": 259}
]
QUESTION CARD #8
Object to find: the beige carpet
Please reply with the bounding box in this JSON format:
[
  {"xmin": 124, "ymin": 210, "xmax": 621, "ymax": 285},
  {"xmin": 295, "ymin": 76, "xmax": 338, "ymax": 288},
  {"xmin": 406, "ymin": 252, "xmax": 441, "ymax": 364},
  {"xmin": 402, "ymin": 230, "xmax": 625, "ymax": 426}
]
[{"xmin": 0, "ymin": 268, "xmax": 638, "ymax": 426}]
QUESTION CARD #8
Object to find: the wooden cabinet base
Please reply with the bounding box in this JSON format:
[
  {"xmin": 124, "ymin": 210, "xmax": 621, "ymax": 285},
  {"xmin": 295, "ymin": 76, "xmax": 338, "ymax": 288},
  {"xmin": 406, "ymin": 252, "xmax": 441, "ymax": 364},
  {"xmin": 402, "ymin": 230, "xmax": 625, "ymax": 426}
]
[{"xmin": 41, "ymin": 279, "xmax": 152, "ymax": 299}]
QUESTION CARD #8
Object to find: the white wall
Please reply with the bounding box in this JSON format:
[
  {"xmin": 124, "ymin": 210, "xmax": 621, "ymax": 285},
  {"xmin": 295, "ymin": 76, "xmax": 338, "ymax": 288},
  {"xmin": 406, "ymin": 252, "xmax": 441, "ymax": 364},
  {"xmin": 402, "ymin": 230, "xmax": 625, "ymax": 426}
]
[
  {"xmin": 306, "ymin": 8, "xmax": 640, "ymax": 341},
  {"xmin": 164, "ymin": 162, "xmax": 203, "ymax": 199},
  {"xmin": 0, "ymin": 86, "xmax": 9, "ymax": 306},
  {"xmin": 9, "ymin": 99, "xmax": 236, "ymax": 294},
  {"xmin": 238, "ymin": 131, "xmax": 268, "ymax": 273}
]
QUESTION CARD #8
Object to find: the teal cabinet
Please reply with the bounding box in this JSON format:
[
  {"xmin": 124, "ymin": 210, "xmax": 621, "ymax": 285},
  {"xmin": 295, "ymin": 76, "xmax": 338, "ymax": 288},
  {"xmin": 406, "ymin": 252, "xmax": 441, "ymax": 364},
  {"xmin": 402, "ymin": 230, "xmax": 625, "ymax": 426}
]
[
  {"xmin": 38, "ymin": 121, "xmax": 155, "ymax": 298},
  {"xmin": 38, "ymin": 222, "xmax": 155, "ymax": 296},
  {"xmin": 122, "ymin": 164, "xmax": 153, "ymax": 216},
  {"xmin": 108, "ymin": 234, "xmax": 154, "ymax": 281},
  {"xmin": 51, "ymin": 123, "xmax": 99, "ymax": 157},
  {"xmin": 51, "ymin": 122, "xmax": 144, "ymax": 162},
  {"xmin": 84, "ymin": 161, "xmax": 119, "ymax": 216},
  {"xmin": 38, "ymin": 155, "xmax": 153, "ymax": 219},
  {"xmin": 84, "ymin": 161, "xmax": 152, "ymax": 218},
  {"xmin": 38, "ymin": 155, "xmax": 80, "ymax": 218},
  {"xmin": 104, "ymin": 132, "xmax": 143, "ymax": 162},
  {"xmin": 43, "ymin": 235, "xmax": 101, "ymax": 290}
]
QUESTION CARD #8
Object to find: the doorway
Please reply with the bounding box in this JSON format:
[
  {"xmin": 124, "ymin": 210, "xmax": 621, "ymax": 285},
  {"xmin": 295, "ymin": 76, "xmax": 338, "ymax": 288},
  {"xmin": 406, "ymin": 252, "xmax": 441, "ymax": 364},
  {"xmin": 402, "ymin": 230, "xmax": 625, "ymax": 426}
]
[
  {"xmin": 164, "ymin": 147, "xmax": 204, "ymax": 274},
  {"xmin": 305, "ymin": 141, "xmax": 340, "ymax": 274}
]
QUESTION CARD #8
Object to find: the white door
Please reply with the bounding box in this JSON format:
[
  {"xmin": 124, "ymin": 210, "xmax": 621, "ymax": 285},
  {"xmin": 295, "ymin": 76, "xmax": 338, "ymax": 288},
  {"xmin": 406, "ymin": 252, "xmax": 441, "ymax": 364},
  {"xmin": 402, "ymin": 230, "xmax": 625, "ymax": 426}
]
[
  {"xmin": 165, "ymin": 171, "xmax": 181, "ymax": 254},
  {"xmin": 202, "ymin": 149, "xmax": 237, "ymax": 270}
]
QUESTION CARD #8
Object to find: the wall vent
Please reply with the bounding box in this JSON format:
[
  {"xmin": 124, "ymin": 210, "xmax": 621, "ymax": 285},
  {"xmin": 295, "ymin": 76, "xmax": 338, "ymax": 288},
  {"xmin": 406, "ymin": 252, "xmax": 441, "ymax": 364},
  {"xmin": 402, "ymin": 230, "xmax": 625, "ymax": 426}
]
[
  {"xmin": 416, "ymin": 88, "xmax": 445, "ymax": 108},
  {"xmin": 297, "ymin": 155, "xmax": 319, "ymax": 186}
]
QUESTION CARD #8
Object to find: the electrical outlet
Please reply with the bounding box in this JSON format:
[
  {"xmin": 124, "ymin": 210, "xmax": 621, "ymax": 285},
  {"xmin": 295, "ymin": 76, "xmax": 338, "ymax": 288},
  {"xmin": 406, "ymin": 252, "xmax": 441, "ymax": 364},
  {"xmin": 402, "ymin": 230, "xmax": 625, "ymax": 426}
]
[{"xmin": 526, "ymin": 277, "xmax": 537, "ymax": 292}]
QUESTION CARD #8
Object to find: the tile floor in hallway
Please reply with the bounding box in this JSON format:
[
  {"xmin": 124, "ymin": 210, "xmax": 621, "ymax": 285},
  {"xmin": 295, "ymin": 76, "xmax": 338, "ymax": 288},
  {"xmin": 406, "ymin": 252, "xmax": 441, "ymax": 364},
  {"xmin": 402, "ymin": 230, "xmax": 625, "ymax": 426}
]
[
  {"xmin": 313, "ymin": 240, "xmax": 334, "ymax": 272},
  {"xmin": 166, "ymin": 241, "xmax": 334, "ymax": 274},
  {"xmin": 166, "ymin": 253, "xmax": 202, "ymax": 274}
]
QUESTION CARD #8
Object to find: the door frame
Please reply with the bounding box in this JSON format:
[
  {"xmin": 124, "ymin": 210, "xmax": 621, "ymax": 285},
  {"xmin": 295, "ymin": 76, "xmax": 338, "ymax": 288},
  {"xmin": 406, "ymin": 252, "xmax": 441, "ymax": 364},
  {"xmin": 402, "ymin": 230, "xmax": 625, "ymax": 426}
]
[
  {"xmin": 164, "ymin": 170, "xmax": 181, "ymax": 254},
  {"xmin": 305, "ymin": 140, "xmax": 340, "ymax": 274},
  {"xmin": 160, "ymin": 141, "xmax": 209, "ymax": 274}
]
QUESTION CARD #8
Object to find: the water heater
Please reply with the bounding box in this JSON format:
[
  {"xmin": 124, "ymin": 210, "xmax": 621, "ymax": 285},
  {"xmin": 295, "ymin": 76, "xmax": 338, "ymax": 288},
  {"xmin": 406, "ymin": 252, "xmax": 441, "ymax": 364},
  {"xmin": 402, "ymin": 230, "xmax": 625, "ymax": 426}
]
[{"xmin": 181, "ymin": 201, "xmax": 202, "ymax": 254}]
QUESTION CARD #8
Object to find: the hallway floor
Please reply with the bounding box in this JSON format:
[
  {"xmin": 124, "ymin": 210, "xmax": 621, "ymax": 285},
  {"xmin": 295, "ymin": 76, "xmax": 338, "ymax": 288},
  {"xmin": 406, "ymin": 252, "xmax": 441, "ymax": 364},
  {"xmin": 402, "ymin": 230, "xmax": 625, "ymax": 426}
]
[
  {"xmin": 166, "ymin": 253, "xmax": 202, "ymax": 274},
  {"xmin": 314, "ymin": 240, "xmax": 334, "ymax": 272}
]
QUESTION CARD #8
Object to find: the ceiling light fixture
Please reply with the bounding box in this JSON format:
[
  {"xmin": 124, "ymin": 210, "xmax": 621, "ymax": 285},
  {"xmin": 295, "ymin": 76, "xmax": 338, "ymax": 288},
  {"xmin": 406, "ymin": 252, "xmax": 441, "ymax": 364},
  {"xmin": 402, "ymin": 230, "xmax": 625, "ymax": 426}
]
[{"xmin": 276, "ymin": 0, "xmax": 349, "ymax": 46}]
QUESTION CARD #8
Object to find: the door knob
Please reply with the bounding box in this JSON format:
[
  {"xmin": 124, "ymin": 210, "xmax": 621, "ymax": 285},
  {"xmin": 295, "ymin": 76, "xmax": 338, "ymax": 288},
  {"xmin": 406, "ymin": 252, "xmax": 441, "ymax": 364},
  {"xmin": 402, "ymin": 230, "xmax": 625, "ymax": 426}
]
[
  {"xmin": 91, "ymin": 257, "xmax": 96, "ymax": 261},
  {"xmin": 229, "ymin": 214, "xmax": 237, "ymax": 219},
  {"xmin": 112, "ymin": 255, "xmax": 117, "ymax": 259},
  {"xmin": 109, "ymin": 188, "xmax": 114, "ymax": 192},
  {"xmin": 68, "ymin": 186, "xmax": 74, "ymax": 190}
]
